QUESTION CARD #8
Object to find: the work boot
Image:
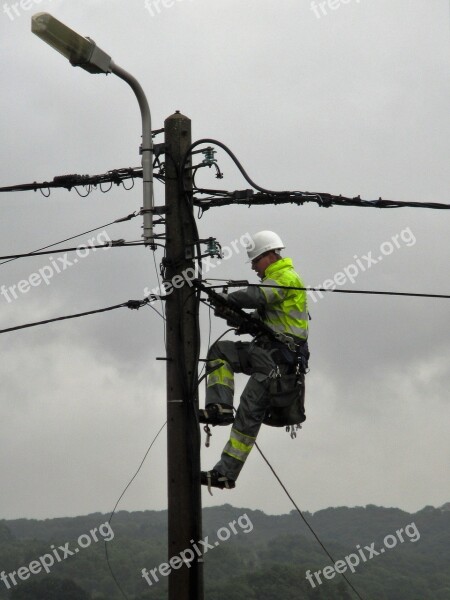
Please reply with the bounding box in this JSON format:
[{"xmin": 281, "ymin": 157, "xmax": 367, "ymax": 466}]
[
  {"xmin": 201, "ymin": 469, "xmax": 235, "ymax": 493},
  {"xmin": 198, "ymin": 403, "xmax": 234, "ymax": 426}
]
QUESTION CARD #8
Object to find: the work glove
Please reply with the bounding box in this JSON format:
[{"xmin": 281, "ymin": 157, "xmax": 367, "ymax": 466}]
[
  {"xmin": 211, "ymin": 293, "xmax": 242, "ymax": 328},
  {"xmin": 211, "ymin": 292, "xmax": 229, "ymax": 317}
]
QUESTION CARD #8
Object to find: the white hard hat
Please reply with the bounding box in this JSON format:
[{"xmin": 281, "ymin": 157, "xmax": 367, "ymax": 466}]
[{"xmin": 245, "ymin": 231, "xmax": 285, "ymax": 262}]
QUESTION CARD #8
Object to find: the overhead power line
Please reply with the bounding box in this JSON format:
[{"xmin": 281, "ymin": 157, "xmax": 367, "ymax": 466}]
[
  {"xmin": 0, "ymin": 127, "xmax": 166, "ymax": 197},
  {"xmin": 0, "ymin": 167, "xmax": 143, "ymax": 197},
  {"xmin": 203, "ymin": 280, "xmax": 450, "ymax": 300},
  {"xmin": 255, "ymin": 441, "xmax": 366, "ymax": 600},
  {"xmin": 106, "ymin": 420, "xmax": 167, "ymax": 600},
  {"xmin": 0, "ymin": 298, "xmax": 150, "ymax": 335},
  {"xmin": 0, "ymin": 211, "xmax": 140, "ymax": 267},
  {"xmin": 194, "ymin": 189, "xmax": 450, "ymax": 211},
  {"xmin": 2, "ymin": 140, "xmax": 449, "ymax": 210},
  {"xmin": 0, "ymin": 240, "xmax": 147, "ymax": 262},
  {"xmin": 187, "ymin": 138, "xmax": 450, "ymax": 211}
]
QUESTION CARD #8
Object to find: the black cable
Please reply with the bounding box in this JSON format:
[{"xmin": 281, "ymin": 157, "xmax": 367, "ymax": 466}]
[
  {"xmin": 105, "ymin": 421, "xmax": 167, "ymax": 600},
  {"xmin": 186, "ymin": 138, "xmax": 295, "ymax": 196},
  {"xmin": 194, "ymin": 190, "xmax": 450, "ymax": 211},
  {"xmin": 196, "ymin": 325, "xmax": 236, "ymax": 390},
  {"xmin": 152, "ymin": 247, "xmax": 167, "ymax": 343},
  {"xmin": 145, "ymin": 302, "xmax": 166, "ymax": 322},
  {"xmin": 198, "ymin": 305, "xmax": 212, "ymax": 381},
  {"xmin": 106, "ymin": 421, "xmax": 167, "ymax": 526},
  {"xmin": 0, "ymin": 299, "xmax": 149, "ymax": 335},
  {"xmin": 0, "ymin": 241, "xmax": 146, "ymax": 262},
  {"xmin": 2, "ymin": 146, "xmax": 448, "ymax": 209},
  {"xmin": 184, "ymin": 138, "xmax": 450, "ymax": 210},
  {"xmin": 170, "ymin": 144, "xmax": 203, "ymax": 397},
  {"xmin": 0, "ymin": 212, "xmax": 139, "ymax": 267},
  {"xmin": 255, "ymin": 442, "xmax": 366, "ymax": 600},
  {"xmin": 203, "ymin": 281, "xmax": 450, "ymax": 300},
  {"xmin": 0, "ymin": 167, "xmax": 143, "ymax": 195}
]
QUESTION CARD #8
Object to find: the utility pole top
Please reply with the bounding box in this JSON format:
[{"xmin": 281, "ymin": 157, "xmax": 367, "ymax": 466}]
[{"xmin": 167, "ymin": 109, "xmax": 189, "ymax": 119}]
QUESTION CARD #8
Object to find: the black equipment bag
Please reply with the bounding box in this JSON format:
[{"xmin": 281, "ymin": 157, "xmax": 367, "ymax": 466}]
[
  {"xmin": 260, "ymin": 337, "xmax": 309, "ymax": 428},
  {"xmin": 264, "ymin": 372, "xmax": 306, "ymax": 427}
]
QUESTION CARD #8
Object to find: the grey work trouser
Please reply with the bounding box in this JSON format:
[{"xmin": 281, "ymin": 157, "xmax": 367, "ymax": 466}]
[{"xmin": 205, "ymin": 339, "xmax": 277, "ymax": 481}]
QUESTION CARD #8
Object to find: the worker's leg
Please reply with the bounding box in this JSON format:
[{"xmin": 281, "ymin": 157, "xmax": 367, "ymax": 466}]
[
  {"xmin": 205, "ymin": 340, "xmax": 244, "ymax": 408},
  {"xmin": 213, "ymin": 344, "xmax": 275, "ymax": 481}
]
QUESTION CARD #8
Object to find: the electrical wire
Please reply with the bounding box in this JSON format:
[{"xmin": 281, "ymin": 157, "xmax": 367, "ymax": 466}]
[
  {"xmin": 255, "ymin": 441, "xmax": 366, "ymax": 600},
  {"xmin": 0, "ymin": 167, "xmax": 143, "ymax": 195},
  {"xmin": 203, "ymin": 281, "xmax": 450, "ymax": 300},
  {"xmin": 0, "ymin": 299, "xmax": 149, "ymax": 335},
  {"xmin": 105, "ymin": 421, "xmax": 167, "ymax": 600},
  {"xmin": 187, "ymin": 138, "xmax": 290, "ymax": 196},
  {"xmin": 0, "ymin": 212, "xmax": 139, "ymax": 267},
  {"xmin": 2, "ymin": 137, "xmax": 448, "ymax": 210},
  {"xmin": 196, "ymin": 326, "xmax": 236, "ymax": 390},
  {"xmin": 186, "ymin": 138, "xmax": 450, "ymax": 211},
  {"xmin": 0, "ymin": 241, "xmax": 146, "ymax": 262},
  {"xmin": 198, "ymin": 305, "xmax": 212, "ymax": 381},
  {"xmin": 169, "ymin": 143, "xmax": 204, "ymax": 398},
  {"xmin": 3, "ymin": 143, "xmax": 447, "ymax": 209},
  {"xmin": 145, "ymin": 302, "xmax": 166, "ymax": 322},
  {"xmin": 152, "ymin": 246, "xmax": 167, "ymax": 346},
  {"xmin": 194, "ymin": 189, "xmax": 450, "ymax": 211},
  {"xmin": 0, "ymin": 130, "xmax": 165, "ymax": 197},
  {"xmin": 199, "ymin": 274, "xmax": 435, "ymax": 600}
]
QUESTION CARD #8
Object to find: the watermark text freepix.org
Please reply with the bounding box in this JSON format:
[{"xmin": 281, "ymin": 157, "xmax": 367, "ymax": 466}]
[
  {"xmin": 1, "ymin": 231, "xmax": 112, "ymax": 304},
  {"xmin": 306, "ymin": 521, "xmax": 420, "ymax": 588},
  {"xmin": 144, "ymin": 0, "xmax": 194, "ymax": 18},
  {"xmin": 3, "ymin": 0, "xmax": 53, "ymax": 22},
  {"xmin": 144, "ymin": 232, "xmax": 254, "ymax": 302},
  {"xmin": 308, "ymin": 227, "xmax": 416, "ymax": 303},
  {"xmin": 311, "ymin": 0, "xmax": 362, "ymax": 20},
  {"xmin": 141, "ymin": 513, "xmax": 253, "ymax": 587},
  {"xmin": 0, "ymin": 521, "xmax": 114, "ymax": 590}
]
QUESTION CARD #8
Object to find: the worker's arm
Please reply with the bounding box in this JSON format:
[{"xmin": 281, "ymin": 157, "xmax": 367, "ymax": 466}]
[
  {"xmin": 229, "ymin": 277, "xmax": 290, "ymax": 307},
  {"xmin": 224, "ymin": 285, "xmax": 267, "ymax": 310}
]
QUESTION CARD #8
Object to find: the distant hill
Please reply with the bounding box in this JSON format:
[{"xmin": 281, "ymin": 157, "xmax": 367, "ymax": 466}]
[{"xmin": 1, "ymin": 503, "xmax": 449, "ymax": 599}]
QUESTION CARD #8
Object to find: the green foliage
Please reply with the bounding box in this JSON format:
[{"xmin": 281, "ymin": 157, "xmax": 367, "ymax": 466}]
[
  {"xmin": 9, "ymin": 576, "xmax": 89, "ymax": 600},
  {"xmin": 0, "ymin": 525, "xmax": 13, "ymax": 544},
  {"xmin": 0, "ymin": 504, "xmax": 448, "ymax": 600}
]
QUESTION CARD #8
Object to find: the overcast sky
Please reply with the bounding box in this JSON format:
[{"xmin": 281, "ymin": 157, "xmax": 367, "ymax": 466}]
[{"xmin": 0, "ymin": 0, "xmax": 449, "ymax": 521}]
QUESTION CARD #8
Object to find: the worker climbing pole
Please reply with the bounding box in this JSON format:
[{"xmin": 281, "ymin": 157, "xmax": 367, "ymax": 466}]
[
  {"xmin": 164, "ymin": 116, "xmax": 310, "ymax": 596},
  {"xmin": 197, "ymin": 231, "xmax": 310, "ymax": 492}
]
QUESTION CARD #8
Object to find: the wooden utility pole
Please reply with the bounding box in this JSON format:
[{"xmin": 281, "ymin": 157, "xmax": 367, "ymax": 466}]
[{"xmin": 164, "ymin": 111, "xmax": 204, "ymax": 600}]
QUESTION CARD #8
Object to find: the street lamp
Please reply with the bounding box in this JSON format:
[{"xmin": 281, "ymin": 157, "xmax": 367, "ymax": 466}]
[{"xmin": 31, "ymin": 12, "xmax": 154, "ymax": 244}]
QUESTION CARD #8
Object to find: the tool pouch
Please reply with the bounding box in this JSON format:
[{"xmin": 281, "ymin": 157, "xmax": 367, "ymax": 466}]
[
  {"xmin": 264, "ymin": 373, "xmax": 306, "ymax": 427},
  {"xmin": 268, "ymin": 374, "xmax": 300, "ymax": 407}
]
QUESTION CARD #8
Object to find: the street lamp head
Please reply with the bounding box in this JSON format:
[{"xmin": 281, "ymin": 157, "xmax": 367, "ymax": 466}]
[
  {"xmin": 31, "ymin": 12, "xmax": 112, "ymax": 74},
  {"xmin": 31, "ymin": 12, "xmax": 153, "ymax": 242}
]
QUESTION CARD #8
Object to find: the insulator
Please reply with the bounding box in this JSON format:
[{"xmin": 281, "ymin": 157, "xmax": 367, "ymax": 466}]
[
  {"xmin": 205, "ymin": 237, "xmax": 219, "ymax": 255},
  {"xmin": 202, "ymin": 147, "xmax": 217, "ymax": 166}
]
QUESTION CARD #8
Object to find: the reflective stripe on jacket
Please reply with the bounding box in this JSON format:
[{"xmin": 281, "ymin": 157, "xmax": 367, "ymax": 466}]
[{"xmin": 227, "ymin": 257, "xmax": 309, "ymax": 341}]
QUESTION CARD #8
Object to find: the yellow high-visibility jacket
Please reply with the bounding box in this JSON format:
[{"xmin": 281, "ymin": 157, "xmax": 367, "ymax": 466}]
[{"xmin": 226, "ymin": 257, "xmax": 308, "ymax": 341}]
